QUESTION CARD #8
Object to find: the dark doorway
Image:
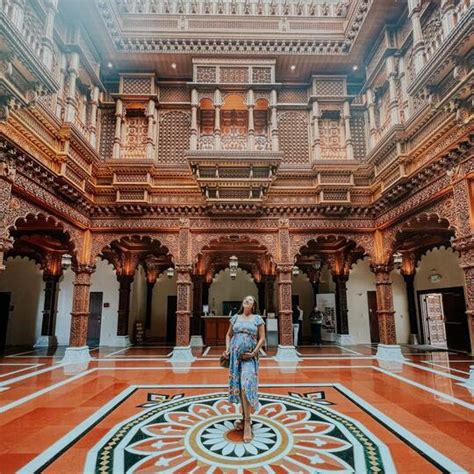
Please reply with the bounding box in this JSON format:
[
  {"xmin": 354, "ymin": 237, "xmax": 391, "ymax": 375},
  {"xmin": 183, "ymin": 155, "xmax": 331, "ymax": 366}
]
[
  {"xmin": 0, "ymin": 292, "xmax": 11, "ymax": 350},
  {"xmin": 367, "ymin": 291, "xmax": 379, "ymax": 343},
  {"xmin": 418, "ymin": 287, "xmax": 470, "ymax": 352},
  {"xmin": 87, "ymin": 292, "xmax": 103, "ymax": 347},
  {"xmin": 166, "ymin": 295, "xmax": 177, "ymax": 345}
]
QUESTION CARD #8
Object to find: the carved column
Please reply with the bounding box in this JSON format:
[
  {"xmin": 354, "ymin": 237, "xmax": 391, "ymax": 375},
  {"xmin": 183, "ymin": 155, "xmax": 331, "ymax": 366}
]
[
  {"xmin": 311, "ymin": 280, "xmax": 320, "ymax": 307},
  {"xmin": 451, "ymin": 171, "xmax": 474, "ymax": 353},
  {"xmin": 366, "ymin": 88, "xmax": 377, "ymax": 149},
  {"xmin": 171, "ymin": 219, "xmax": 194, "ymax": 360},
  {"xmin": 386, "ymin": 56, "xmax": 400, "ymax": 126},
  {"xmin": 276, "ymin": 264, "xmax": 293, "ymax": 346},
  {"xmin": 247, "ymin": 89, "xmax": 255, "ymax": 151},
  {"xmin": 69, "ymin": 264, "xmax": 95, "ymax": 348},
  {"xmin": 64, "ymin": 52, "xmax": 79, "ymax": 122},
  {"xmin": 145, "ymin": 99, "xmax": 156, "ymax": 159},
  {"xmin": 116, "ymin": 274, "xmax": 134, "ymax": 336},
  {"xmin": 176, "ymin": 265, "xmax": 193, "ymax": 346},
  {"xmin": 275, "ymin": 219, "xmax": 299, "ymax": 360},
  {"xmin": 333, "ymin": 274, "xmax": 349, "ymax": 335},
  {"xmin": 113, "ymin": 99, "xmax": 124, "ymax": 159},
  {"xmin": 0, "ymin": 160, "xmax": 14, "ymax": 272},
  {"xmin": 408, "ymin": 1, "xmax": 425, "ymax": 74},
  {"xmin": 370, "ymin": 264, "xmax": 397, "ymax": 345},
  {"xmin": 41, "ymin": 0, "xmax": 57, "ymax": 70},
  {"xmin": 214, "ymin": 89, "xmax": 222, "ymax": 151},
  {"xmin": 311, "ymin": 100, "xmax": 321, "ymax": 161},
  {"xmin": 190, "ymin": 88, "xmax": 198, "ymax": 150},
  {"xmin": 270, "ymin": 89, "xmax": 279, "ymax": 151},
  {"xmin": 343, "ymin": 101, "xmax": 354, "ymax": 160},
  {"xmin": 89, "ymin": 86, "xmax": 99, "ymax": 148}
]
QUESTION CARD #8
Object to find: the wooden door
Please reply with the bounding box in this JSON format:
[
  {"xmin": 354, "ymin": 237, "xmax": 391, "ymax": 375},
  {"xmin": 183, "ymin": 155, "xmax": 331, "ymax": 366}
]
[
  {"xmin": 166, "ymin": 295, "xmax": 177, "ymax": 345},
  {"xmin": 367, "ymin": 291, "xmax": 379, "ymax": 343},
  {"xmin": 442, "ymin": 288, "xmax": 470, "ymax": 352},
  {"xmin": 420, "ymin": 293, "xmax": 447, "ymax": 348},
  {"xmin": 0, "ymin": 292, "xmax": 11, "ymax": 350},
  {"xmin": 87, "ymin": 292, "xmax": 103, "ymax": 347}
]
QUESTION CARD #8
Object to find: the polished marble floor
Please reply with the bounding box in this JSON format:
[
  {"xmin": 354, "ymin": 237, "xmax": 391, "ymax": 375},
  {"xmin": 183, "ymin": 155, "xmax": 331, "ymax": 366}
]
[{"xmin": 0, "ymin": 344, "xmax": 473, "ymax": 473}]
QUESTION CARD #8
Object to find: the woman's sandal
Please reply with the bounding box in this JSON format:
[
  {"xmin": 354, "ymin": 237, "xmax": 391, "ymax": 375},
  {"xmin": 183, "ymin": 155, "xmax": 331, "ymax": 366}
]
[
  {"xmin": 243, "ymin": 417, "xmax": 252, "ymax": 443},
  {"xmin": 234, "ymin": 418, "xmax": 244, "ymax": 430}
]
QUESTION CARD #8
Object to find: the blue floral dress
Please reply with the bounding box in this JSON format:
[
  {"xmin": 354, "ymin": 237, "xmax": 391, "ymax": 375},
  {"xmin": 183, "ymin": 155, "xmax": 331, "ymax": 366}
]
[{"xmin": 228, "ymin": 314, "xmax": 264, "ymax": 412}]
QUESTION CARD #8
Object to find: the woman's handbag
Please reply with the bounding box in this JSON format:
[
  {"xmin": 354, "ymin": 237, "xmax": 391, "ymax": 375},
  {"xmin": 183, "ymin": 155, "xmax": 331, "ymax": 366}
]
[{"xmin": 220, "ymin": 354, "xmax": 230, "ymax": 368}]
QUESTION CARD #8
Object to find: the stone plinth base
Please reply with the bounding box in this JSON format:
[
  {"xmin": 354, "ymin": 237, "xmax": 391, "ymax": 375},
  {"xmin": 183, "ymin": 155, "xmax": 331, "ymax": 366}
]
[
  {"xmin": 375, "ymin": 344, "xmax": 405, "ymax": 361},
  {"xmin": 190, "ymin": 335, "xmax": 204, "ymax": 347},
  {"xmin": 274, "ymin": 345, "xmax": 300, "ymax": 362},
  {"xmin": 336, "ymin": 334, "xmax": 353, "ymax": 346},
  {"xmin": 170, "ymin": 345, "xmax": 195, "ymax": 362},
  {"xmin": 34, "ymin": 335, "xmax": 58, "ymax": 348},
  {"xmin": 61, "ymin": 346, "xmax": 91, "ymax": 365},
  {"xmin": 462, "ymin": 365, "xmax": 474, "ymax": 389}
]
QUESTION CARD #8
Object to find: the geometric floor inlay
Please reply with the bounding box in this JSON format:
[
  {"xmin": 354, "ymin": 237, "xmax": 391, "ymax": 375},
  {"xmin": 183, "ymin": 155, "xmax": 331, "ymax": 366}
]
[
  {"xmin": 23, "ymin": 385, "xmax": 464, "ymax": 473},
  {"xmin": 89, "ymin": 392, "xmax": 393, "ymax": 473}
]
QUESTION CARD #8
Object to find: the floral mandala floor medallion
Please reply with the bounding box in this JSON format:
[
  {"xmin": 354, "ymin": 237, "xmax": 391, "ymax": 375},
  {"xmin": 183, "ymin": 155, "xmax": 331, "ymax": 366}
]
[{"xmin": 86, "ymin": 391, "xmax": 395, "ymax": 473}]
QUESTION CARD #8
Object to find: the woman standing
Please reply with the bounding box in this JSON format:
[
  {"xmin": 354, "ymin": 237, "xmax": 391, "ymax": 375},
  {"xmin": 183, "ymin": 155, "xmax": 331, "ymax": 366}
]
[{"xmin": 222, "ymin": 295, "xmax": 265, "ymax": 443}]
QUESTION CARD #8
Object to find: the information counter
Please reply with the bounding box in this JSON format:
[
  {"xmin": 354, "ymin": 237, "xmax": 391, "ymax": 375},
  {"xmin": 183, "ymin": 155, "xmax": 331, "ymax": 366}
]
[{"xmin": 202, "ymin": 316, "xmax": 230, "ymax": 346}]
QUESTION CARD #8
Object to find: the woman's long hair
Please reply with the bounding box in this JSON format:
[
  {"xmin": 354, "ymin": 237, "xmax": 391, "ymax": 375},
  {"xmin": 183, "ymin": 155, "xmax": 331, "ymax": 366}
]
[{"xmin": 237, "ymin": 295, "xmax": 259, "ymax": 315}]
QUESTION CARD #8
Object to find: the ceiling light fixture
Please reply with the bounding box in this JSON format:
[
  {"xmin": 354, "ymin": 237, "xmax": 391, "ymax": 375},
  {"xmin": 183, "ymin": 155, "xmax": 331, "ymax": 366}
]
[
  {"xmin": 352, "ymin": 65, "xmax": 358, "ymax": 71},
  {"xmin": 171, "ymin": 62, "xmax": 177, "ymax": 69},
  {"xmin": 107, "ymin": 62, "xmax": 113, "ymax": 68},
  {"xmin": 290, "ymin": 65, "xmax": 296, "ymax": 71}
]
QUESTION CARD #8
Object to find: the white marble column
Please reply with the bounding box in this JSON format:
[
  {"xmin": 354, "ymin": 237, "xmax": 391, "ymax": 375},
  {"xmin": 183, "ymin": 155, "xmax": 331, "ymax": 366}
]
[
  {"xmin": 441, "ymin": 0, "xmax": 456, "ymax": 37},
  {"xmin": 386, "ymin": 56, "xmax": 400, "ymax": 126},
  {"xmin": 64, "ymin": 52, "xmax": 79, "ymax": 123},
  {"xmin": 214, "ymin": 89, "xmax": 222, "ymax": 151},
  {"xmin": 145, "ymin": 99, "xmax": 155, "ymax": 159},
  {"xmin": 343, "ymin": 101, "xmax": 354, "ymax": 160},
  {"xmin": 311, "ymin": 100, "xmax": 321, "ymax": 161},
  {"xmin": 113, "ymin": 98, "xmax": 123, "ymax": 159},
  {"xmin": 270, "ymin": 89, "xmax": 279, "ymax": 151},
  {"xmin": 366, "ymin": 88, "xmax": 377, "ymax": 150},
  {"xmin": 89, "ymin": 86, "xmax": 99, "ymax": 148},
  {"xmin": 41, "ymin": 0, "xmax": 57, "ymax": 70},
  {"xmin": 247, "ymin": 89, "xmax": 255, "ymax": 151},
  {"xmin": 9, "ymin": 0, "xmax": 25, "ymax": 30},
  {"xmin": 408, "ymin": 1, "xmax": 425, "ymax": 74},
  {"xmin": 190, "ymin": 88, "xmax": 198, "ymax": 150}
]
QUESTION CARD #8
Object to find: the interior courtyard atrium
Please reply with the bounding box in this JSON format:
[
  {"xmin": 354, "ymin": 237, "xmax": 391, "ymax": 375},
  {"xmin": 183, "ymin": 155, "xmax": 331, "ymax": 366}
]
[{"xmin": 0, "ymin": 0, "xmax": 473, "ymax": 472}]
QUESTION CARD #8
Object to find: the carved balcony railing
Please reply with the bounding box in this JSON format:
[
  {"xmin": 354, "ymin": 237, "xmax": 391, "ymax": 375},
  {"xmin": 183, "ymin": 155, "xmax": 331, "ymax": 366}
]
[
  {"xmin": 187, "ymin": 149, "xmax": 282, "ymax": 213},
  {"xmin": 114, "ymin": 0, "xmax": 351, "ymax": 17}
]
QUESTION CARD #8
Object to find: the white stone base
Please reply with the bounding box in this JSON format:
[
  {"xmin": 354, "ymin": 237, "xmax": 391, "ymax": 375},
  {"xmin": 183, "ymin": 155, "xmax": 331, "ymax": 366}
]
[
  {"xmin": 34, "ymin": 335, "xmax": 58, "ymax": 348},
  {"xmin": 190, "ymin": 335, "xmax": 204, "ymax": 347},
  {"xmin": 170, "ymin": 345, "xmax": 195, "ymax": 362},
  {"xmin": 274, "ymin": 345, "xmax": 300, "ymax": 362},
  {"xmin": 107, "ymin": 335, "xmax": 131, "ymax": 347},
  {"xmin": 462, "ymin": 365, "xmax": 474, "ymax": 389},
  {"xmin": 336, "ymin": 334, "xmax": 353, "ymax": 346},
  {"xmin": 60, "ymin": 346, "xmax": 91, "ymax": 364},
  {"xmin": 375, "ymin": 344, "xmax": 405, "ymax": 361}
]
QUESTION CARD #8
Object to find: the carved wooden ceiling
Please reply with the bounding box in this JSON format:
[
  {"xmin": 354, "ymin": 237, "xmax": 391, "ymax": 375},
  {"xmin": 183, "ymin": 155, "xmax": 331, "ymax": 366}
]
[{"xmin": 62, "ymin": 0, "xmax": 406, "ymax": 82}]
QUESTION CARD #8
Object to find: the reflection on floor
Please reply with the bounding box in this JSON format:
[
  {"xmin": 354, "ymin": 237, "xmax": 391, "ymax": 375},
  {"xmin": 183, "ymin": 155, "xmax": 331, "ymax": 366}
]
[{"xmin": 0, "ymin": 344, "xmax": 472, "ymax": 473}]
